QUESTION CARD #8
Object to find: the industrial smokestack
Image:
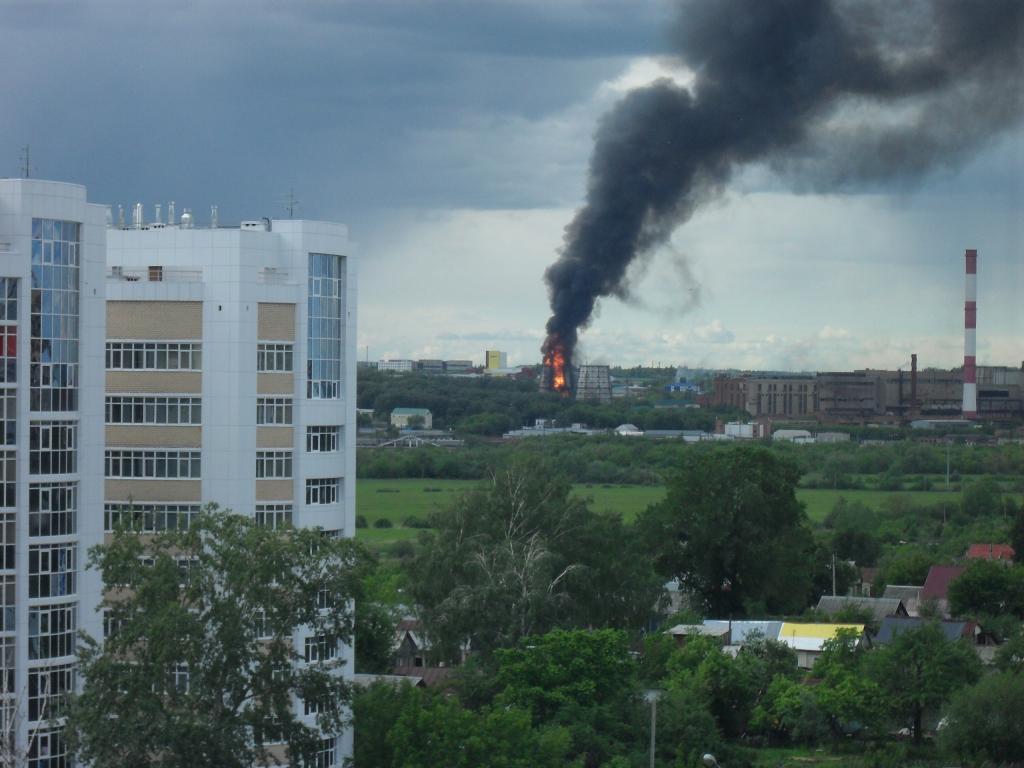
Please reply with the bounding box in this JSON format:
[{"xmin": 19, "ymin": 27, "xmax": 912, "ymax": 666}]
[
  {"xmin": 963, "ymin": 249, "xmax": 978, "ymax": 418},
  {"xmin": 541, "ymin": 0, "xmax": 1024, "ymax": 373}
]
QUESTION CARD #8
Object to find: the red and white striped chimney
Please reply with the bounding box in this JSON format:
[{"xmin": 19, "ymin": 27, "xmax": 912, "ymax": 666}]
[{"xmin": 962, "ymin": 248, "xmax": 978, "ymax": 418}]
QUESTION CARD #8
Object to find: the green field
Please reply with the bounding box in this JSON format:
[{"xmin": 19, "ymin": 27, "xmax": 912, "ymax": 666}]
[
  {"xmin": 356, "ymin": 479, "xmax": 1015, "ymax": 548},
  {"xmin": 796, "ymin": 488, "xmax": 962, "ymax": 522}
]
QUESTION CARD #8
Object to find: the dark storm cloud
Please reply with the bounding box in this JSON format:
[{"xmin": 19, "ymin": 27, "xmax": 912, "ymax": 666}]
[
  {"xmin": 0, "ymin": 0, "xmax": 664, "ymax": 221},
  {"xmin": 541, "ymin": 0, "xmax": 1024, "ymax": 372}
]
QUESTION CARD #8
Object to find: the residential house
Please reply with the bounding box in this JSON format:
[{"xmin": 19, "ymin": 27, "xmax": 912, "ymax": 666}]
[
  {"xmin": 881, "ymin": 585, "xmax": 924, "ymax": 617},
  {"xmin": 667, "ymin": 623, "xmax": 731, "ymax": 647},
  {"xmin": 921, "ymin": 565, "xmax": 966, "ymax": 618},
  {"xmin": 875, "ymin": 616, "xmax": 1001, "ymax": 663},
  {"xmin": 965, "ymin": 543, "xmax": 1016, "ymax": 562},
  {"xmin": 815, "ymin": 595, "xmax": 908, "ymax": 622},
  {"xmin": 776, "ymin": 623, "xmax": 867, "ymax": 669}
]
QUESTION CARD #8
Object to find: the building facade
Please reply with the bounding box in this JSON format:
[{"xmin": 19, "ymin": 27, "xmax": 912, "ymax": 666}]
[
  {"xmin": 485, "ymin": 350, "xmax": 507, "ymax": 370},
  {"xmin": 0, "ymin": 179, "xmax": 357, "ymax": 765},
  {"xmin": 0, "ymin": 179, "xmax": 108, "ymax": 765},
  {"xmin": 105, "ymin": 216, "xmax": 357, "ymax": 761}
]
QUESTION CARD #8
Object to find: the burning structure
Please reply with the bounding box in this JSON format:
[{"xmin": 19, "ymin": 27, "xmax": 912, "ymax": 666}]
[{"xmin": 540, "ymin": 0, "xmax": 1023, "ymax": 388}]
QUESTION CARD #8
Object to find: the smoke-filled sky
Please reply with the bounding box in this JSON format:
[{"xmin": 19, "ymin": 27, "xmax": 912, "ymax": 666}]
[{"xmin": 2, "ymin": 0, "xmax": 1021, "ymax": 371}]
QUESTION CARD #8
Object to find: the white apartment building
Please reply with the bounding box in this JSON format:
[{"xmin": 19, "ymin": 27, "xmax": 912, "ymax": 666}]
[
  {"xmin": 0, "ymin": 179, "xmax": 107, "ymax": 766},
  {"xmin": 105, "ymin": 211, "xmax": 357, "ymax": 763},
  {"xmin": 0, "ymin": 179, "xmax": 357, "ymax": 766}
]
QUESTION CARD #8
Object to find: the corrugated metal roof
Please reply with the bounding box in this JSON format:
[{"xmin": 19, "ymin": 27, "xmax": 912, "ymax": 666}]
[
  {"xmin": 815, "ymin": 596, "xmax": 906, "ymax": 620},
  {"xmin": 922, "ymin": 566, "xmax": 965, "ymax": 601},
  {"xmin": 777, "ymin": 623, "xmax": 864, "ymax": 652},
  {"xmin": 874, "ymin": 617, "xmax": 971, "ymax": 644},
  {"xmin": 966, "ymin": 543, "xmax": 1015, "ymax": 561},
  {"xmin": 391, "ymin": 407, "xmax": 431, "ymax": 415},
  {"xmin": 703, "ymin": 620, "xmax": 783, "ymax": 645}
]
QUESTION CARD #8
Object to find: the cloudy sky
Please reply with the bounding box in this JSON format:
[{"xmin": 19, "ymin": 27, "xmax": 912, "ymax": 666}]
[{"xmin": 2, "ymin": 0, "xmax": 1021, "ymax": 371}]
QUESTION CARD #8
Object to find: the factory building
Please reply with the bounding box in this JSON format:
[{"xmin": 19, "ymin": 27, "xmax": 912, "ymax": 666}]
[
  {"xmin": 485, "ymin": 350, "xmax": 507, "ymax": 370},
  {"xmin": 743, "ymin": 375, "xmax": 818, "ymax": 418},
  {"xmin": 575, "ymin": 365, "xmax": 612, "ymax": 404}
]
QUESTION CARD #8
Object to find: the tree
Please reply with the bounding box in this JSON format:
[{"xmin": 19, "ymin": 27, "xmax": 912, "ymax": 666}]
[
  {"xmin": 960, "ymin": 477, "xmax": 1002, "ymax": 519},
  {"xmin": 407, "ymin": 463, "xmax": 661, "ymax": 660},
  {"xmin": 939, "ymin": 672, "xmax": 1024, "ymax": 767},
  {"xmin": 812, "ymin": 629, "xmax": 880, "ymax": 741},
  {"xmin": 492, "ymin": 629, "xmax": 637, "ymax": 765},
  {"xmin": 67, "ymin": 508, "xmax": 359, "ymax": 768},
  {"xmin": 1012, "ymin": 502, "xmax": 1024, "ymax": 565},
  {"xmin": 948, "ymin": 560, "xmax": 1024, "ymax": 619},
  {"xmin": 638, "ymin": 446, "xmax": 815, "ymax": 616},
  {"xmin": 406, "ymin": 414, "xmax": 426, "ymax": 430},
  {"xmin": 866, "ymin": 623, "xmax": 981, "ymax": 744}
]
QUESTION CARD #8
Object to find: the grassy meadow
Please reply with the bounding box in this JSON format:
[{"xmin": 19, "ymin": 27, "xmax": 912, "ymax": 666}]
[{"xmin": 355, "ymin": 479, "xmax": 1002, "ymax": 549}]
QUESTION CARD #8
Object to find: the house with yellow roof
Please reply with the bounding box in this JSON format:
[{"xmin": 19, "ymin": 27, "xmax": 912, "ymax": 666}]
[{"xmin": 776, "ymin": 623, "xmax": 867, "ymax": 669}]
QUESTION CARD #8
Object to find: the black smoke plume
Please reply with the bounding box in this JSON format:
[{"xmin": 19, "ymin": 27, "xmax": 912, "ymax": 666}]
[{"xmin": 542, "ymin": 0, "xmax": 1023, "ymax": 373}]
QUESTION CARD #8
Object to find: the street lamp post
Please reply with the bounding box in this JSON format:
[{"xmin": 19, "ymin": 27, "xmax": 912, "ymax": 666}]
[{"xmin": 644, "ymin": 690, "xmax": 662, "ymax": 768}]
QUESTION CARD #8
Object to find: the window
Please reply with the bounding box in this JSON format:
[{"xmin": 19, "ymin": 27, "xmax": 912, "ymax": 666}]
[
  {"xmin": 29, "ymin": 421, "xmax": 77, "ymax": 475},
  {"xmin": 27, "ymin": 663, "xmax": 75, "ymax": 722},
  {"xmin": 307, "ymin": 253, "xmax": 344, "ymax": 399},
  {"xmin": 256, "ymin": 397, "xmax": 292, "ymax": 426},
  {"xmin": 314, "ymin": 737, "xmax": 337, "ymax": 768},
  {"xmin": 0, "ymin": 278, "xmax": 17, "ymax": 322},
  {"xmin": 29, "ymin": 482, "xmax": 77, "ymax": 537},
  {"xmin": 0, "ymin": 636, "xmax": 12, "ymax": 694},
  {"xmin": 305, "ymin": 478, "xmax": 338, "ymax": 505},
  {"xmin": 105, "ymin": 341, "xmax": 201, "ymax": 371},
  {"xmin": 105, "ymin": 395, "xmax": 201, "ymax": 425},
  {"xmin": 304, "ymin": 634, "xmax": 337, "ymax": 662},
  {"xmin": 253, "ymin": 609, "xmax": 273, "ymax": 640},
  {"xmin": 0, "ymin": 513, "xmax": 11, "ymax": 570},
  {"xmin": 104, "ymin": 449, "xmax": 201, "ymax": 479},
  {"xmin": 306, "ymin": 426, "xmax": 340, "ymax": 452},
  {"xmin": 257, "ymin": 342, "xmax": 293, "ymax": 372},
  {"xmin": 255, "ymin": 503, "xmax": 292, "ymax": 529},
  {"xmin": 31, "ymin": 218, "xmax": 80, "ymax": 413},
  {"xmin": 28, "ymin": 543, "xmax": 76, "ymax": 598},
  {"xmin": 102, "ymin": 609, "xmax": 127, "ymax": 640},
  {"xmin": 0, "ymin": 451, "xmax": 14, "ymax": 507},
  {"xmin": 29, "ymin": 603, "xmax": 76, "ymax": 660},
  {"xmin": 256, "ymin": 450, "xmax": 292, "ymax": 479},
  {"xmin": 28, "ymin": 727, "xmax": 68, "ymax": 768},
  {"xmin": 171, "ymin": 664, "xmax": 190, "ymax": 693},
  {"xmin": 0, "ymin": 324, "xmax": 15, "ymax": 384},
  {"xmin": 104, "ymin": 503, "xmax": 200, "ymax": 533},
  {"xmin": 0, "ymin": 390, "xmax": 15, "ymax": 446},
  {"xmin": 0, "ymin": 575, "xmax": 14, "ymax": 633}
]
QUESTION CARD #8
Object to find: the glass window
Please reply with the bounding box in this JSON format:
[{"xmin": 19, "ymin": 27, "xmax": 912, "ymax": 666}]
[
  {"xmin": 306, "ymin": 426, "xmax": 340, "ymax": 452},
  {"xmin": 307, "ymin": 254, "xmax": 344, "ymax": 399},
  {"xmin": 256, "ymin": 397, "xmax": 292, "ymax": 426},
  {"xmin": 104, "ymin": 342, "xmax": 201, "ymax": 371},
  {"xmin": 305, "ymin": 478, "xmax": 339, "ymax": 505},
  {"xmin": 31, "ymin": 218, "xmax": 80, "ymax": 413},
  {"xmin": 256, "ymin": 451, "xmax": 292, "ymax": 479}
]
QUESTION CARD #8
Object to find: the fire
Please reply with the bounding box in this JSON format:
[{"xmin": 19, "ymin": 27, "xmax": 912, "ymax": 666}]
[{"xmin": 543, "ymin": 336, "xmax": 569, "ymax": 393}]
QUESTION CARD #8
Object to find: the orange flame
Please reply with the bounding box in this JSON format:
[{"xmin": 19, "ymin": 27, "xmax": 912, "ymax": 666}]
[{"xmin": 543, "ymin": 339, "xmax": 569, "ymax": 393}]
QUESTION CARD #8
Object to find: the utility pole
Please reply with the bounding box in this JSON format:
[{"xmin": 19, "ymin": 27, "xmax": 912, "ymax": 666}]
[
  {"xmin": 283, "ymin": 187, "xmax": 300, "ymax": 219},
  {"xmin": 946, "ymin": 442, "xmax": 951, "ymax": 490},
  {"xmin": 18, "ymin": 145, "xmax": 33, "ymax": 178},
  {"xmin": 832, "ymin": 552, "xmax": 837, "ymax": 597}
]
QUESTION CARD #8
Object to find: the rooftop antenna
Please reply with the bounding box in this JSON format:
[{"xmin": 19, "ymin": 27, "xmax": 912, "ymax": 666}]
[
  {"xmin": 283, "ymin": 187, "xmax": 300, "ymax": 219},
  {"xmin": 18, "ymin": 145, "xmax": 33, "ymax": 178}
]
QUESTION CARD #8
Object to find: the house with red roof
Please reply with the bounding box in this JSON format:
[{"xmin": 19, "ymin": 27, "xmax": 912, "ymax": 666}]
[
  {"xmin": 965, "ymin": 543, "xmax": 1016, "ymax": 562},
  {"xmin": 921, "ymin": 565, "xmax": 966, "ymax": 618}
]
